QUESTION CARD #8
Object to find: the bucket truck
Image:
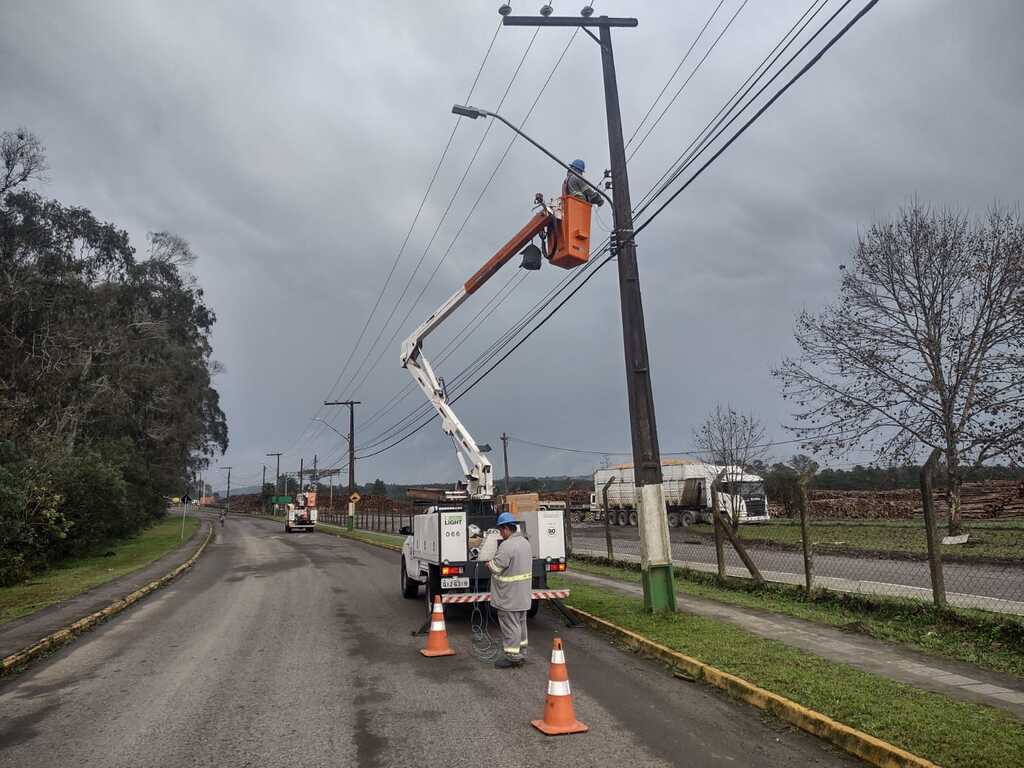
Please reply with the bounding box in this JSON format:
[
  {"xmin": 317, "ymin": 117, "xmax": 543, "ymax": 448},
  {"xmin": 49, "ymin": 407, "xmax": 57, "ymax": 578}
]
[{"xmin": 398, "ymin": 193, "xmax": 593, "ymax": 615}]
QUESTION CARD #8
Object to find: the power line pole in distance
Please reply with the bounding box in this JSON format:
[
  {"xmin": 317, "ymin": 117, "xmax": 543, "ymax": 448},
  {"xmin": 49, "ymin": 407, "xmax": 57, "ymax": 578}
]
[
  {"xmin": 325, "ymin": 400, "xmax": 360, "ymax": 530},
  {"xmin": 266, "ymin": 452, "xmax": 282, "ymax": 495},
  {"xmin": 220, "ymin": 467, "xmax": 232, "ymax": 514},
  {"xmin": 501, "ymin": 432, "xmax": 511, "ymax": 494},
  {"xmin": 502, "ymin": 9, "xmax": 675, "ymax": 612}
]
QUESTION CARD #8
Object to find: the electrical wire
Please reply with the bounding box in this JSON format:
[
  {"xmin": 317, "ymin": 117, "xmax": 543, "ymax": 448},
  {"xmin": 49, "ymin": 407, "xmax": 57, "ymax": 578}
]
[
  {"xmin": 342, "ymin": 26, "xmax": 583, "ymax": 404},
  {"xmin": 626, "ymin": 0, "xmax": 752, "ymax": 161},
  {"xmin": 286, "ymin": 20, "xmax": 504, "ymax": 455},
  {"xmin": 350, "ymin": 0, "xmax": 881, "ymax": 463}
]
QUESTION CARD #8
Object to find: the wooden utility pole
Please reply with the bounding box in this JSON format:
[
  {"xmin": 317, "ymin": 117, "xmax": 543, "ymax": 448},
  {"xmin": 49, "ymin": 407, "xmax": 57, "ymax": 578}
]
[
  {"xmin": 325, "ymin": 400, "xmax": 360, "ymax": 530},
  {"xmin": 920, "ymin": 447, "xmax": 947, "ymax": 608},
  {"xmin": 501, "ymin": 432, "xmax": 511, "ymax": 493},
  {"xmin": 503, "ymin": 11, "xmax": 675, "ymax": 612},
  {"xmin": 266, "ymin": 452, "xmax": 282, "ymax": 494},
  {"xmin": 221, "ymin": 467, "xmax": 232, "ymax": 513}
]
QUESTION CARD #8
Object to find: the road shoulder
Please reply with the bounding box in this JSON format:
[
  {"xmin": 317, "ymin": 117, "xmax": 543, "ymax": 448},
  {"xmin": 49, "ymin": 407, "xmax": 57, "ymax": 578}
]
[{"xmin": 0, "ymin": 517, "xmax": 212, "ymax": 670}]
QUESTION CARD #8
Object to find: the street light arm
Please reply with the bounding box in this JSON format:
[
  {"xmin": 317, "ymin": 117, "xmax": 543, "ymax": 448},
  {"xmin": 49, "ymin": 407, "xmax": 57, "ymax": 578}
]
[{"xmin": 451, "ymin": 104, "xmax": 613, "ymax": 208}]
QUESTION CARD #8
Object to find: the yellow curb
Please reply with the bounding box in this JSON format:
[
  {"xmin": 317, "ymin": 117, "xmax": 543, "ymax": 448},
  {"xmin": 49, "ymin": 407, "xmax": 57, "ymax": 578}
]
[
  {"xmin": 563, "ymin": 605, "xmax": 939, "ymax": 768},
  {"xmin": 1, "ymin": 522, "xmax": 215, "ymax": 676}
]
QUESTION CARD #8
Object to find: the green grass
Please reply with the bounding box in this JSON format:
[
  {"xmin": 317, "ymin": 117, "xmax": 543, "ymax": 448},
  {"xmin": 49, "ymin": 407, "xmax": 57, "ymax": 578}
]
[
  {"xmin": 0, "ymin": 516, "xmax": 201, "ymax": 625},
  {"xmin": 550, "ymin": 575, "xmax": 1024, "ymax": 768},
  {"xmin": 567, "ymin": 557, "xmax": 1024, "ymax": 678},
  {"xmin": 679, "ymin": 519, "xmax": 1024, "ymax": 561}
]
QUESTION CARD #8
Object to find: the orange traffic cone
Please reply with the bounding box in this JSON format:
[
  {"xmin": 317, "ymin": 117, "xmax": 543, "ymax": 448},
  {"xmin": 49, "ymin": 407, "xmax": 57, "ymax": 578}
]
[
  {"xmin": 531, "ymin": 637, "xmax": 588, "ymax": 735},
  {"xmin": 420, "ymin": 596, "xmax": 456, "ymax": 657}
]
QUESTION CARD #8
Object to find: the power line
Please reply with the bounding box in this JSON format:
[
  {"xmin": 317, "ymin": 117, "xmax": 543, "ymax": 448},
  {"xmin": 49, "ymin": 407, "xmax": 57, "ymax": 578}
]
[
  {"xmin": 626, "ymin": 0, "xmax": 752, "ymax": 161},
  {"xmin": 351, "ymin": 0, "xmax": 880, "ymax": 464},
  {"xmin": 342, "ymin": 26, "xmax": 582, "ymax": 404},
  {"xmin": 285, "ymin": 20, "xmax": 504, "ymax": 456},
  {"xmin": 326, "ymin": 27, "xmax": 544, "ymax": 416},
  {"xmin": 623, "ymin": 0, "xmax": 726, "ymax": 150}
]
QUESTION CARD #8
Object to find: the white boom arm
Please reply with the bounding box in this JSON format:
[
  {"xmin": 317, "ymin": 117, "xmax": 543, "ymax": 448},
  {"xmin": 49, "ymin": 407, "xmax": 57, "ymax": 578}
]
[{"xmin": 400, "ymin": 210, "xmax": 552, "ymax": 500}]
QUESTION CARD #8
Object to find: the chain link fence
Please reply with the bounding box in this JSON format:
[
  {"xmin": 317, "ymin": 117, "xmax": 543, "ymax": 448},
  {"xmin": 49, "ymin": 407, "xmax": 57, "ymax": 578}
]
[{"xmin": 568, "ymin": 504, "xmax": 1024, "ymax": 617}]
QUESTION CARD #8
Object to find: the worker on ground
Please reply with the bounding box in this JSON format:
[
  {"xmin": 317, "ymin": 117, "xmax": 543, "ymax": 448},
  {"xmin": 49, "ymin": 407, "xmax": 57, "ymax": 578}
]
[
  {"xmin": 488, "ymin": 511, "xmax": 533, "ymax": 668},
  {"xmin": 563, "ymin": 159, "xmax": 604, "ymax": 206}
]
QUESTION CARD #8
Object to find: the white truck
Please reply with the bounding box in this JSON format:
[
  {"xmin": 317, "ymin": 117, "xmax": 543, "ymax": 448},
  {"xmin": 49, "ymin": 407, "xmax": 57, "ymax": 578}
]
[
  {"xmin": 285, "ymin": 489, "xmax": 318, "ymax": 533},
  {"xmin": 592, "ymin": 459, "xmax": 769, "ymax": 527},
  {"xmin": 397, "ymin": 194, "xmax": 592, "ymax": 615}
]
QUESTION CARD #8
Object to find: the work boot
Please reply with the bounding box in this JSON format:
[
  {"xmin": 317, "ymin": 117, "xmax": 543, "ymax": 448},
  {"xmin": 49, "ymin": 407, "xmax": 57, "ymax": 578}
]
[{"xmin": 494, "ymin": 656, "xmax": 524, "ymax": 669}]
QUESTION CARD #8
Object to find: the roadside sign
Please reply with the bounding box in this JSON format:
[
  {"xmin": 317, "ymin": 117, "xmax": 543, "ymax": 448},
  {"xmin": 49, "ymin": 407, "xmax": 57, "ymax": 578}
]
[
  {"xmin": 182, "ymin": 493, "xmax": 192, "ymax": 505},
  {"xmin": 349, "ymin": 491, "xmax": 361, "ymax": 504},
  {"xmin": 272, "ymin": 495, "xmax": 293, "ymax": 504}
]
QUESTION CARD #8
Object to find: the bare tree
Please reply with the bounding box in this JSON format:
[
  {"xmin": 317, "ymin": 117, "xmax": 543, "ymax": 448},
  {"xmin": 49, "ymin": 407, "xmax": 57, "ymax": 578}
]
[
  {"xmin": 774, "ymin": 203, "xmax": 1024, "ymax": 535},
  {"xmin": 1, "ymin": 128, "xmax": 48, "ymax": 196},
  {"xmin": 695, "ymin": 404, "xmax": 767, "ymax": 530}
]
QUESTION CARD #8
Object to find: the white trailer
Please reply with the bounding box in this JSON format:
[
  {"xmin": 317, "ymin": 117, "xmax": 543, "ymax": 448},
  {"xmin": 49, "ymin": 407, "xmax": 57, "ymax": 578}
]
[{"xmin": 592, "ymin": 459, "xmax": 769, "ymax": 527}]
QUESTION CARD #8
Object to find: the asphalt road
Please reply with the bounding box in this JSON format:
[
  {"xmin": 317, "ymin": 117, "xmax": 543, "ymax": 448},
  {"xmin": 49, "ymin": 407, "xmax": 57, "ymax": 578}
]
[
  {"xmin": 572, "ymin": 526, "xmax": 1023, "ymax": 604},
  {"xmin": 0, "ymin": 514, "xmax": 857, "ymax": 768}
]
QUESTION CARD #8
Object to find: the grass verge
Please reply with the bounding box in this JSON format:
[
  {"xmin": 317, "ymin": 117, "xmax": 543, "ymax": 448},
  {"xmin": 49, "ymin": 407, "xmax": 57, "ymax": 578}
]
[
  {"xmin": 550, "ymin": 575, "xmax": 1024, "ymax": 768},
  {"xmin": 568, "ymin": 556, "xmax": 1024, "ymax": 678},
  {"xmin": 678, "ymin": 520, "xmax": 1023, "ymax": 561},
  {"xmin": 0, "ymin": 516, "xmax": 200, "ymax": 625}
]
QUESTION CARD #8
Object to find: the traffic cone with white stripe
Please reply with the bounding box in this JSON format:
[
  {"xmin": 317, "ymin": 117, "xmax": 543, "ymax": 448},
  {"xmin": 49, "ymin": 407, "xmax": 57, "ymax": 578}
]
[
  {"xmin": 420, "ymin": 596, "xmax": 456, "ymax": 657},
  {"xmin": 531, "ymin": 637, "xmax": 588, "ymax": 735}
]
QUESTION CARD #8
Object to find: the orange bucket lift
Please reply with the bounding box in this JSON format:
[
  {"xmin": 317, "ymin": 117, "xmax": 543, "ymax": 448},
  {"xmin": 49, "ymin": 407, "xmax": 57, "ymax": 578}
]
[{"xmin": 546, "ymin": 195, "xmax": 593, "ymax": 269}]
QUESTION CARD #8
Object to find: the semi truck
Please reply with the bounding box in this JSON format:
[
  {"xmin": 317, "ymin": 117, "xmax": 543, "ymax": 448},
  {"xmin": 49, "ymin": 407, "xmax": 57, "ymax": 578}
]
[
  {"xmin": 397, "ymin": 192, "xmax": 593, "ymax": 615},
  {"xmin": 591, "ymin": 459, "xmax": 769, "ymax": 527}
]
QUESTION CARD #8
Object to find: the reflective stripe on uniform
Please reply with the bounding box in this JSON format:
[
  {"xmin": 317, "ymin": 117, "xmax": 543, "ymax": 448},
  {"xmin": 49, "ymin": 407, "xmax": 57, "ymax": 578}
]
[
  {"xmin": 494, "ymin": 571, "xmax": 532, "ymax": 583},
  {"xmin": 503, "ymin": 644, "xmax": 521, "ymax": 654},
  {"xmin": 547, "ymin": 679, "xmax": 571, "ymax": 696}
]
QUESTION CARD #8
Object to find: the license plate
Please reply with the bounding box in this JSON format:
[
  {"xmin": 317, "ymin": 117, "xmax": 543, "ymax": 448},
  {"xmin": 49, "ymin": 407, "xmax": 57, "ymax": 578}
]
[{"xmin": 441, "ymin": 577, "xmax": 469, "ymax": 589}]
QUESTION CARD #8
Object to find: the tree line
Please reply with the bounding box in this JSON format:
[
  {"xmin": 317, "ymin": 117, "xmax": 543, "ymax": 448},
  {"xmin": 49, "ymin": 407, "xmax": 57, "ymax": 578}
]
[{"xmin": 0, "ymin": 128, "xmax": 227, "ymax": 585}]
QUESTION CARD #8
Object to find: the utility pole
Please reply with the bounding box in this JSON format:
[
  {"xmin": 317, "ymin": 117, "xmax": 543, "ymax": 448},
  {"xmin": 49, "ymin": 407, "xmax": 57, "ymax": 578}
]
[
  {"xmin": 503, "ymin": 10, "xmax": 675, "ymax": 612},
  {"xmin": 299, "ymin": 457, "xmax": 304, "ymax": 493},
  {"xmin": 261, "ymin": 464, "xmax": 267, "ymax": 493},
  {"xmin": 266, "ymin": 452, "xmax": 282, "ymax": 494},
  {"xmin": 501, "ymin": 432, "xmax": 511, "ymax": 493},
  {"xmin": 221, "ymin": 467, "xmax": 232, "ymax": 513},
  {"xmin": 325, "ymin": 400, "xmax": 360, "ymax": 530}
]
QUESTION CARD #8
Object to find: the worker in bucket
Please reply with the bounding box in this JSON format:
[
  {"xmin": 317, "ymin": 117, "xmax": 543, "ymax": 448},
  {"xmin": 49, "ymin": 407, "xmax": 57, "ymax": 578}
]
[
  {"xmin": 562, "ymin": 159, "xmax": 604, "ymax": 206},
  {"xmin": 488, "ymin": 512, "xmax": 533, "ymax": 668}
]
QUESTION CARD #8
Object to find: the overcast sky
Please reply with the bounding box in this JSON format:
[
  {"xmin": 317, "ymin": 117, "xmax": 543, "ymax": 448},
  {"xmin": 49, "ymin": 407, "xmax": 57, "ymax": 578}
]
[{"xmin": 4, "ymin": 1, "xmax": 1023, "ymax": 492}]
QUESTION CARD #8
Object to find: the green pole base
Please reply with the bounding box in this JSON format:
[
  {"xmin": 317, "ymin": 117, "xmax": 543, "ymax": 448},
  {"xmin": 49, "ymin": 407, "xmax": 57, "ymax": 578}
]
[
  {"xmin": 641, "ymin": 564, "xmax": 677, "ymax": 613},
  {"xmin": 347, "ymin": 515, "xmax": 355, "ymax": 531}
]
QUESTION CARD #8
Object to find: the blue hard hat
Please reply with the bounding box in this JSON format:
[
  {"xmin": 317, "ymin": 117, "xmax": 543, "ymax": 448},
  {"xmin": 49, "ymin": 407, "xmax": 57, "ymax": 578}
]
[
  {"xmin": 495, "ymin": 511, "xmax": 518, "ymax": 528},
  {"xmin": 570, "ymin": 159, "xmax": 585, "ymax": 172}
]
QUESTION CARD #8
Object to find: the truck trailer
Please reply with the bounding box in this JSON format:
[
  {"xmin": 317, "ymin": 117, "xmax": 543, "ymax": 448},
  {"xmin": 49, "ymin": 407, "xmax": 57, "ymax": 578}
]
[{"xmin": 591, "ymin": 459, "xmax": 769, "ymax": 527}]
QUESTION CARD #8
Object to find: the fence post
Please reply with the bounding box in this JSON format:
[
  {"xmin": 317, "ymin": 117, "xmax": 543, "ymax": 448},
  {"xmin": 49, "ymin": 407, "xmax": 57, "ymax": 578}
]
[
  {"xmin": 797, "ymin": 480, "xmax": 813, "ymax": 592},
  {"xmin": 711, "ymin": 479, "xmax": 726, "ymax": 581},
  {"xmin": 920, "ymin": 447, "xmax": 947, "ymax": 608},
  {"xmin": 601, "ymin": 476, "xmax": 615, "ymax": 561}
]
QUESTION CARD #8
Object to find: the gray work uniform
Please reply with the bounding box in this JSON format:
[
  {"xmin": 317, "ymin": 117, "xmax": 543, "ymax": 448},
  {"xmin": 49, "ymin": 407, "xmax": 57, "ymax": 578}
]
[
  {"xmin": 562, "ymin": 173, "xmax": 604, "ymax": 206},
  {"xmin": 488, "ymin": 531, "xmax": 533, "ymax": 660}
]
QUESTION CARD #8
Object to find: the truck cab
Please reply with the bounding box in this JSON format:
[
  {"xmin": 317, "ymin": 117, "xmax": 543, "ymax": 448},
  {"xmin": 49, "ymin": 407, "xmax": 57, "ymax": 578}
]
[{"xmin": 399, "ymin": 494, "xmax": 568, "ymax": 618}]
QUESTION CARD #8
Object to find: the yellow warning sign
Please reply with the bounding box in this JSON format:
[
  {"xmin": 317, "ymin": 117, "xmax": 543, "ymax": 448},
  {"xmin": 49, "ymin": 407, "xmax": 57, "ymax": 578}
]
[{"xmin": 349, "ymin": 491, "xmax": 361, "ymax": 504}]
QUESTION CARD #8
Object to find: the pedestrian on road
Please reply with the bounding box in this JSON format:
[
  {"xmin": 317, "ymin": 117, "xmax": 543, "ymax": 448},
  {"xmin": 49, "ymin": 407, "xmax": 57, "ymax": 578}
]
[
  {"xmin": 562, "ymin": 159, "xmax": 604, "ymax": 206},
  {"xmin": 488, "ymin": 511, "xmax": 533, "ymax": 669}
]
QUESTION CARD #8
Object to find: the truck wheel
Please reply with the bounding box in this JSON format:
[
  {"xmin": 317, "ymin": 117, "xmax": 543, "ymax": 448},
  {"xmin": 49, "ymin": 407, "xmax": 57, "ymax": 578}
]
[
  {"xmin": 681, "ymin": 510, "xmax": 696, "ymax": 527},
  {"xmin": 401, "ymin": 558, "xmax": 419, "ymax": 599},
  {"xmin": 617, "ymin": 511, "xmax": 629, "ymax": 527},
  {"xmin": 628, "ymin": 511, "xmax": 638, "ymax": 527},
  {"xmin": 527, "ymin": 599, "xmax": 539, "ymax": 618},
  {"xmin": 667, "ymin": 512, "xmax": 681, "ymax": 528}
]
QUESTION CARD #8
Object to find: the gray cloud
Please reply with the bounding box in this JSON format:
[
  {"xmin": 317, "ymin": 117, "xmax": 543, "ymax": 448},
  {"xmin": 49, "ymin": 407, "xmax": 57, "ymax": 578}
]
[{"xmin": 4, "ymin": 0, "xmax": 1022, "ymax": 491}]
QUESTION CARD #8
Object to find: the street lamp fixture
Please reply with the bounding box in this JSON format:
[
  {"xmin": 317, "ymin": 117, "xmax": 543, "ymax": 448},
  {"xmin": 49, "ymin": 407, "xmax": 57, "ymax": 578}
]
[
  {"xmin": 312, "ymin": 417, "xmax": 349, "ymax": 441},
  {"xmin": 450, "ymin": 104, "xmax": 612, "ymax": 207}
]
